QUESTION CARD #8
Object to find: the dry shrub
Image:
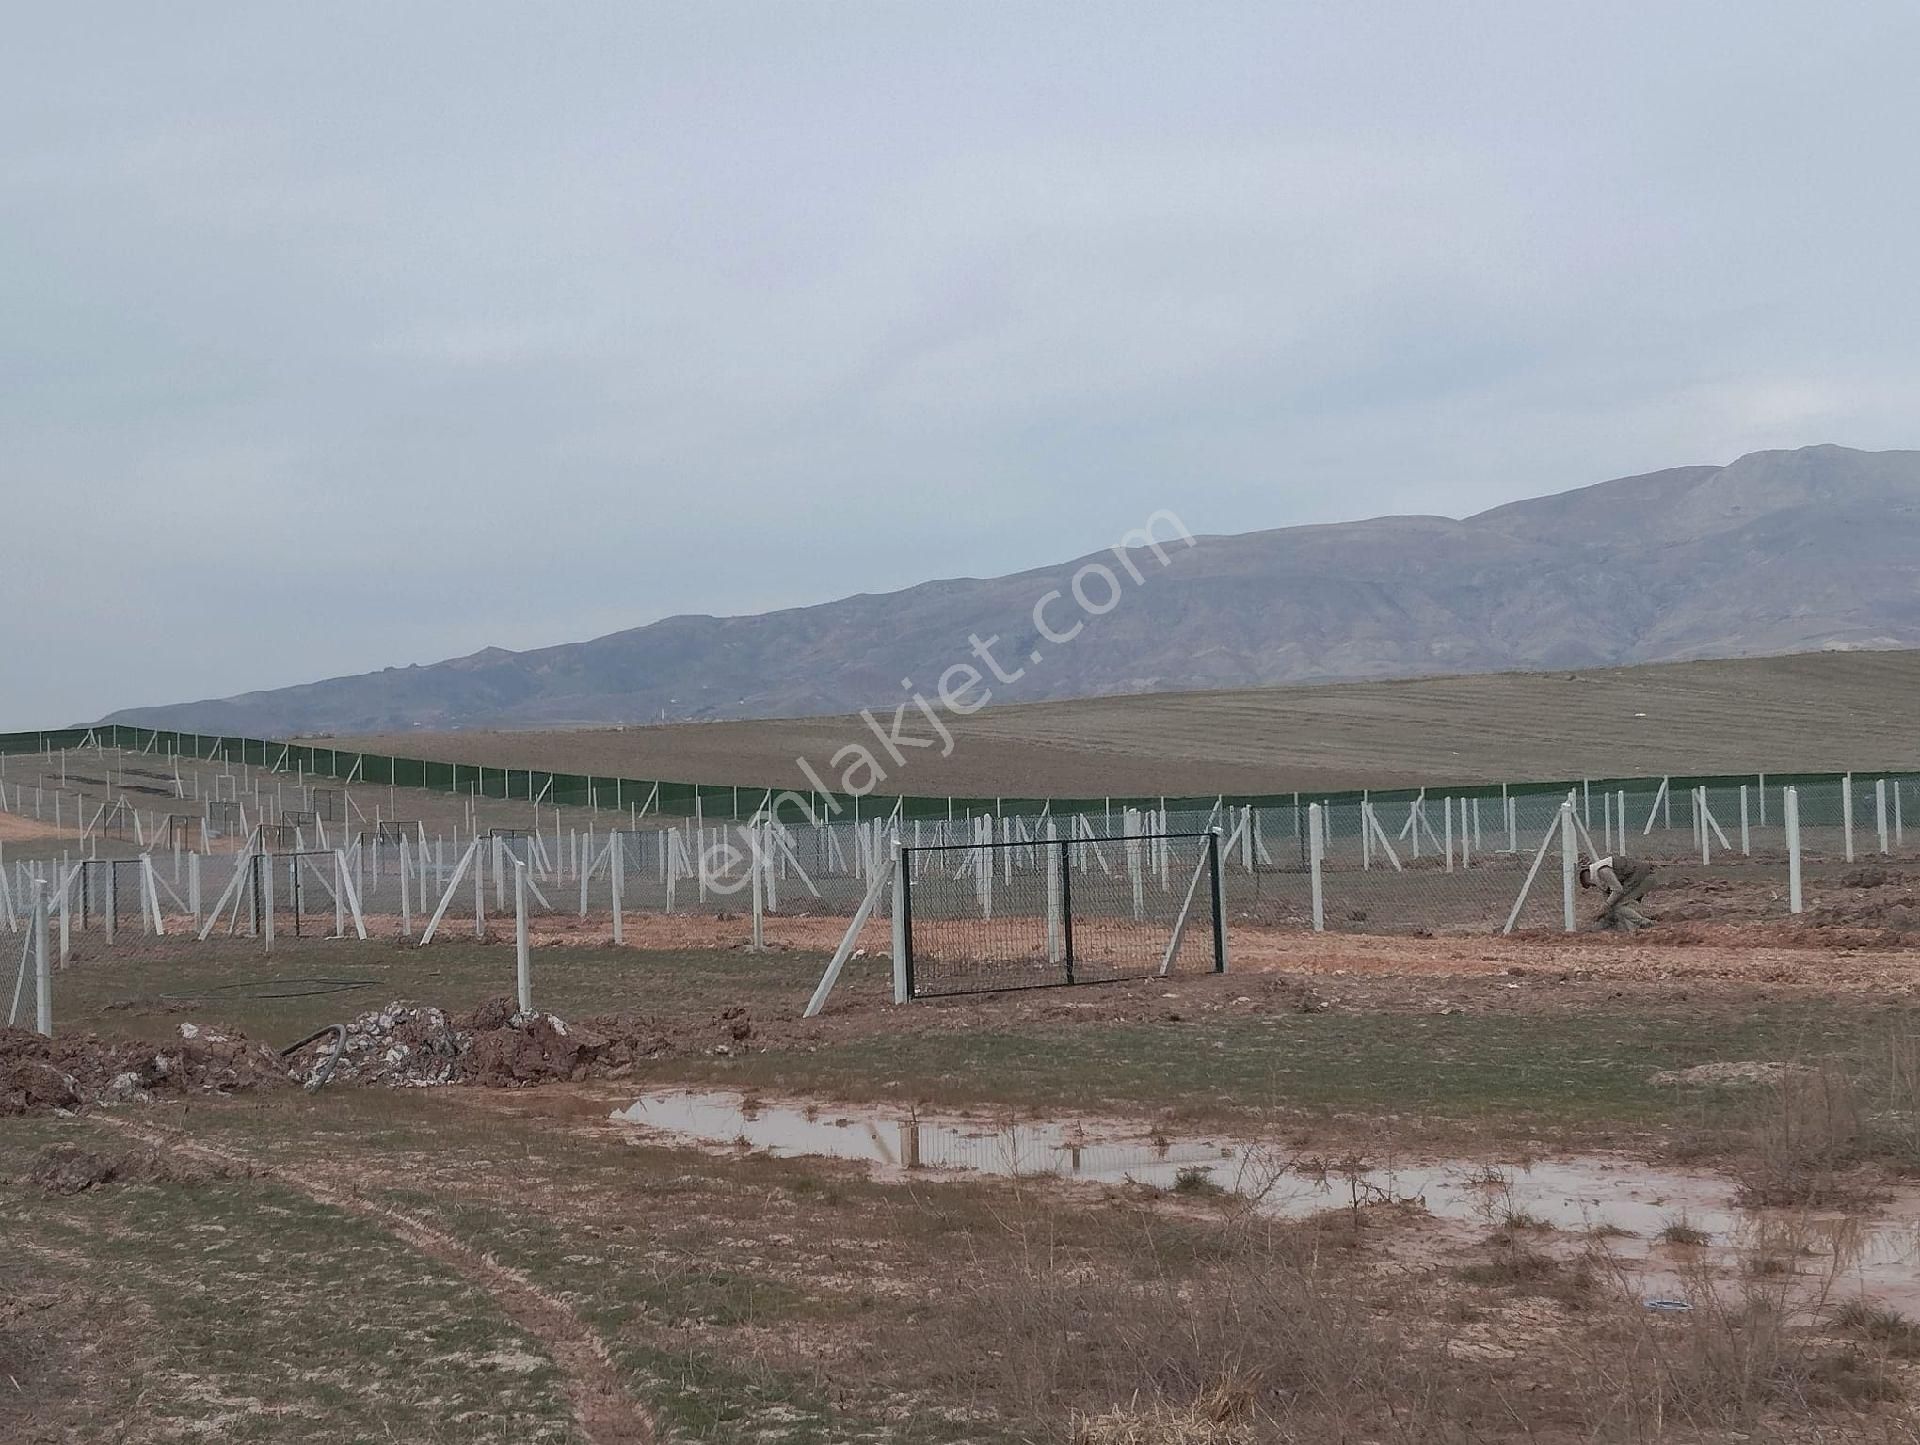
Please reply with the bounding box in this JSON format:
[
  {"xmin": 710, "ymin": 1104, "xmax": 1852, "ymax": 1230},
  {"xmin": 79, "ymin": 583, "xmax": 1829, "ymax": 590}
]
[
  {"xmin": 1570, "ymin": 1254, "xmax": 1906, "ymax": 1431},
  {"xmin": 929, "ymin": 1207, "xmax": 1484, "ymax": 1443},
  {"xmin": 1072, "ymin": 1397, "xmax": 1252, "ymax": 1445},
  {"xmin": 1733, "ymin": 1022, "xmax": 1920, "ymax": 1206}
]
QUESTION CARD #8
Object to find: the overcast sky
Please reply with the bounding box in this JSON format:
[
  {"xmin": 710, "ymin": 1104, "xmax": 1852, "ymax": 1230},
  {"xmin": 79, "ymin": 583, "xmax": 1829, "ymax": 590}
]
[{"xmin": 3, "ymin": 2, "xmax": 1916, "ymax": 727}]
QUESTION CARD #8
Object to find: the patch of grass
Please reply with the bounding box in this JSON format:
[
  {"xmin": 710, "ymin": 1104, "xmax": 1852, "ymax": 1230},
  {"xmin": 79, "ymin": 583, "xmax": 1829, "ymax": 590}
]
[
  {"xmin": 1498, "ymin": 1207, "xmax": 1552, "ymax": 1233},
  {"xmin": 0, "ymin": 1121, "xmax": 580, "ymax": 1443},
  {"xmin": 1658, "ymin": 1217, "xmax": 1713, "ymax": 1247},
  {"xmin": 676, "ymin": 1002, "xmax": 1909, "ymax": 1140},
  {"xmin": 1833, "ymin": 1300, "xmax": 1920, "ymax": 1357},
  {"xmin": 1172, "ymin": 1166, "xmax": 1225, "ymax": 1197}
]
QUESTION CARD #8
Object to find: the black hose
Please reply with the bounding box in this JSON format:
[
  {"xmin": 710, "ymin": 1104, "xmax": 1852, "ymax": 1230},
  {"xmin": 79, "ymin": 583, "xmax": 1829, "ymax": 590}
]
[
  {"xmin": 280, "ymin": 1023, "xmax": 349, "ymax": 1091},
  {"xmin": 154, "ymin": 977, "xmax": 377, "ymax": 1003}
]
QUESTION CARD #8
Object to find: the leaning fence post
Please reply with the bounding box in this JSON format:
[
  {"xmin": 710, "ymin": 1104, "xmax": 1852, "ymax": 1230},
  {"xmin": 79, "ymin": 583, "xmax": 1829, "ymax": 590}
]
[
  {"xmin": 514, "ymin": 859, "xmax": 532, "ymax": 1013},
  {"xmin": 33, "ymin": 879, "xmax": 51, "ymax": 1037},
  {"xmin": 1559, "ymin": 802, "xmax": 1577, "ymax": 934},
  {"xmin": 1785, "ymin": 787, "xmax": 1804, "ymax": 915}
]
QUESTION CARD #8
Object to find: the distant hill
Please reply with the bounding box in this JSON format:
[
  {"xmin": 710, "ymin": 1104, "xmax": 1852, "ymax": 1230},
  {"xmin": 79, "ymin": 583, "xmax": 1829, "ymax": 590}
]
[{"xmin": 105, "ymin": 444, "xmax": 1920, "ymax": 734}]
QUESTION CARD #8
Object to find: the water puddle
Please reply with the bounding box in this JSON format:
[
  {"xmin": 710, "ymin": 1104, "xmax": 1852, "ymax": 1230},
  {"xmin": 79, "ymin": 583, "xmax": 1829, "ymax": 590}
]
[{"xmin": 610, "ymin": 1089, "xmax": 1920, "ymax": 1308}]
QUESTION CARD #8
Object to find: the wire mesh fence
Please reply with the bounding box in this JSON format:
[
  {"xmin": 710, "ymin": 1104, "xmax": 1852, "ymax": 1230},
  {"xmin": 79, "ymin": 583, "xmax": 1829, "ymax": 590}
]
[
  {"xmin": 902, "ymin": 833, "xmax": 1224, "ymax": 998},
  {"xmin": 2, "ymin": 735, "xmax": 1918, "ymax": 970}
]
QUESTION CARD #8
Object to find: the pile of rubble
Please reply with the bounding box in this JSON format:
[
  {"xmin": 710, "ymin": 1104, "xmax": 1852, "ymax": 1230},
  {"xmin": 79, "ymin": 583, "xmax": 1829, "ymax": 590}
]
[
  {"xmin": 289, "ymin": 1002, "xmax": 469, "ymax": 1089},
  {"xmin": 1, "ymin": 1024, "xmax": 286, "ymax": 1116},
  {"xmin": 283, "ymin": 997, "xmax": 684, "ymax": 1090}
]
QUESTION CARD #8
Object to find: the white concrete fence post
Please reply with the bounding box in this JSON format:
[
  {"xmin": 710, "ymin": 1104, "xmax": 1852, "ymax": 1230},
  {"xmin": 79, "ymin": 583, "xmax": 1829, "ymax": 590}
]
[
  {"xmin": 1785, "ymin": 786, "xmax": 1804, "ymax": 915},
  {"xmin": 33, "ymin": 879, "xmax": 51, "ymax": 1038},
  {"xmin": 514, "ymin": 859, "xmax": 531, "ymax": 1014},
  {"xmin": 1559, "ymin": 802, "xmax": 1577, "ymax": 934},
  {"xmin": 1843, "ymin": 773, "xmax": 1856, "ymax": 864},
  {"xmin": 612, "ymin": 832, "xmax": 626, "ymax": 946},
  {"xmin": 261, "ymin": 857, "xmax": 275, "ymax": 955},
  {"xmin": 1308, "ymin": 803, "xmax": 1325, "ymax": 933}
]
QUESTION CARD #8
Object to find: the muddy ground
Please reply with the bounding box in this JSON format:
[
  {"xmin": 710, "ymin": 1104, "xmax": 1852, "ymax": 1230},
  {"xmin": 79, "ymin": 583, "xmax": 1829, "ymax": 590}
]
[{"xmin": 8, "ymin": 916, "xmax": 1920, "ymax": 1442}]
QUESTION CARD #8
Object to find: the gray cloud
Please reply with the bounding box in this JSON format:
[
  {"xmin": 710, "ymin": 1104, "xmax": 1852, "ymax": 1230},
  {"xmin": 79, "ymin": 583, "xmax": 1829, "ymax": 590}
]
[{"xmin": 3, "ymin": 1, "xmax": 1916, "ymax": 725}]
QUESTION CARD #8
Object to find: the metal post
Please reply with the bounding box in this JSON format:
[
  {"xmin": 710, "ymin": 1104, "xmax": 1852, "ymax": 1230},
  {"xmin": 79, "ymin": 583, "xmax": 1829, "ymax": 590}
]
[
  {"xmin": 1207, "ymin": 828, "xmax": 1226, "ymax": 973},
  {"xmin": 1876, "ymin": 779, "xmax": 1890, "ymax": 856},
  {"xmin": 1739, "ymin": 785, "xmax": 1751, "ymax": 856},
  {"xmin": 890, "ymin": 837, "xmax": 909, "ymax": 1004},
  {"xmin": 1560, "ymin": 802, "xmax": 1577, "ymax": 934},
  {"xmin": 1785, "ymin": 787, "xmax": 1803, "ymax": 915},
  {"xmin": 1059, "ymin": 833, "xmax": 1075, "ymax": 975},
  {"xmin": 514, "ymin": 859, "xmax": 531, "ymax": 1014},
  {"xmin": 1308, "ymin": 803, "xmax": 1325, "ymax": 933},
  {"xmin": 1044, "ymin": 820, "xmax": 1062, "ymax": 964},
  {"xmin": 1698, "ymin": 788, "xmax": 1710, "ymax": 865}
]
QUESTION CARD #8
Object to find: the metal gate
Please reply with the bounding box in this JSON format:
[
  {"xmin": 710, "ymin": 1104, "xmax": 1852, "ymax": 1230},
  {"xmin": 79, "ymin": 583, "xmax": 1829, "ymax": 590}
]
[{"xmin": 900, "ymin": 830, "xmax": 1225, "ymax": 999}]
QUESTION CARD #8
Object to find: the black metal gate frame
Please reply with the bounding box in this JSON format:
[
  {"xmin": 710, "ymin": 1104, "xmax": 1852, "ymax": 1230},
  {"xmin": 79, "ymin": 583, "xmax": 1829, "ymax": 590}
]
[{"xmin": 899, "ymin": 829, "xmax": 1225, "ymax": 1000}]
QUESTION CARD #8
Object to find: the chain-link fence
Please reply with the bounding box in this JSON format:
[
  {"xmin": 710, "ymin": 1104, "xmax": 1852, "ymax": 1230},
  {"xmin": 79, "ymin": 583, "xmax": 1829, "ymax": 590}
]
[
  {"xmin": 900, "ymin": 832, "xmax": 1223, "ymax": 998},
  {"xmin": 2, "ymin": 735, "xmax": 1917, "ymax": 960}
]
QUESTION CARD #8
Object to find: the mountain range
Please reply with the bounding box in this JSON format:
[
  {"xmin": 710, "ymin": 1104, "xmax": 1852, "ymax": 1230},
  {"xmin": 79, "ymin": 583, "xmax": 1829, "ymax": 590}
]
[{"xmin": 105, "ymin": 444, "xmax": 1920, "ymax": 736}]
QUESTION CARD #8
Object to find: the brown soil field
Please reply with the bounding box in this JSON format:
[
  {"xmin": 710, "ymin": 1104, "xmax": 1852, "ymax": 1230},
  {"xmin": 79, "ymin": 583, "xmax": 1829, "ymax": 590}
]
[
  {"xmin": 330, "ymin": 648, "xmax": 1920, "ymax": 797},
  {"xmin": 0, "ymin": 813, "xmax": 81, "ymax": 843}
]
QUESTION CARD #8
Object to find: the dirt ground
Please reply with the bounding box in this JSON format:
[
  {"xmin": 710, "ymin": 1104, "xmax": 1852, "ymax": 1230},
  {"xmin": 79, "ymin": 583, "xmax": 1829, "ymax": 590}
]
[
  {"xmin": 8, "ymin": 914, "xmax": 1920, "ymax": 1442},
  {"xmin": 0, "ymin": 812, "xmax": 83, "ymax": 843}
]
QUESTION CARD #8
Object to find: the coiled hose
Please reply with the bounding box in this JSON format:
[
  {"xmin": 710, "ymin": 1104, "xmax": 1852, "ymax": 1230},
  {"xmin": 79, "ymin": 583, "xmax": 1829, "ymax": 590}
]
[{"xmin": 280, "ymin": 1024, "xmax": 350, "ymax": 1092}]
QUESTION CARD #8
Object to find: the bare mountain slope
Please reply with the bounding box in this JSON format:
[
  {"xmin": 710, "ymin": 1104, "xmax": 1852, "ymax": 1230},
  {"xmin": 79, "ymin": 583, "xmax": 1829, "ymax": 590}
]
[{"xmin": 105, "ymin": 444, "xmax": 1920, "ymax": 734}]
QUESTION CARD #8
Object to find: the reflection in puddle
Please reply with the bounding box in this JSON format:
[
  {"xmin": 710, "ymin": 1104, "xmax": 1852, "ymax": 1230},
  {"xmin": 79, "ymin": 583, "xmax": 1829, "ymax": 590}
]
[{"xmin": 611, "ymin": 1089, "xmax": 1920, "ymax": 1309}]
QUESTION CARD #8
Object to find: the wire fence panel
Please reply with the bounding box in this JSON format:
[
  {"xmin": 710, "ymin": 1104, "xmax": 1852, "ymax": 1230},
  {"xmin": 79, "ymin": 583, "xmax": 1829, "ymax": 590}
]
[{"xmin": 902, "ymin": 833, "xmax": 1223, "ymax": 998}]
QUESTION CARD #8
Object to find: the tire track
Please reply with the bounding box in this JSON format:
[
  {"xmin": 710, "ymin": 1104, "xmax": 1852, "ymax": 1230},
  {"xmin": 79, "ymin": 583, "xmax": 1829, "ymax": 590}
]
[{"xmin": 92, "ymin": 1115, "xmax": 653, "ymax": 1445}]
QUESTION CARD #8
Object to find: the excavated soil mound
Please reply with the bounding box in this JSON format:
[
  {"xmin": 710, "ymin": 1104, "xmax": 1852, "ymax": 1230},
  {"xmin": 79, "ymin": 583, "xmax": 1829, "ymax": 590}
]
[
  {"xmin": 24, "ymin": 1142, "xmax": 252, "ymax": 1195},
  {"xmin": 0, "ymin": 1025, "xmax": 286, "ymax": 1116},
  {"xmin": 281, "ymin": 997, "xmax": 749, "ymax": 1089}
]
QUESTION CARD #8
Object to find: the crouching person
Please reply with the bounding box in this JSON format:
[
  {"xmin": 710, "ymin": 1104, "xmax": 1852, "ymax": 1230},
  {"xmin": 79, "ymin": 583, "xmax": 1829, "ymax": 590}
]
[{"xmin": 1579, "ymin": 854, "xmax": 1655, "ymax": 932}]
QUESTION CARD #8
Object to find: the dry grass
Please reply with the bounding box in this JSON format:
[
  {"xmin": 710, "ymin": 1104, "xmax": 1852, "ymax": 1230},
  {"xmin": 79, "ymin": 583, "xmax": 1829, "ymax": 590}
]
[
  {"xmin": 1731, "ymin": 1022, "xmax": 1920, "ymax": 1208},
  {"xmin": 1567, "ymin": 1255, "xmax": 1908, "ymax": 1430},
  {"xmin": 1834, "ymin": 1301, "xmax": 1920, "ymax": 1359},
  {"xmin": 904, "ymin": 1195, "xmax": 1909, "ymax": 1443}
]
